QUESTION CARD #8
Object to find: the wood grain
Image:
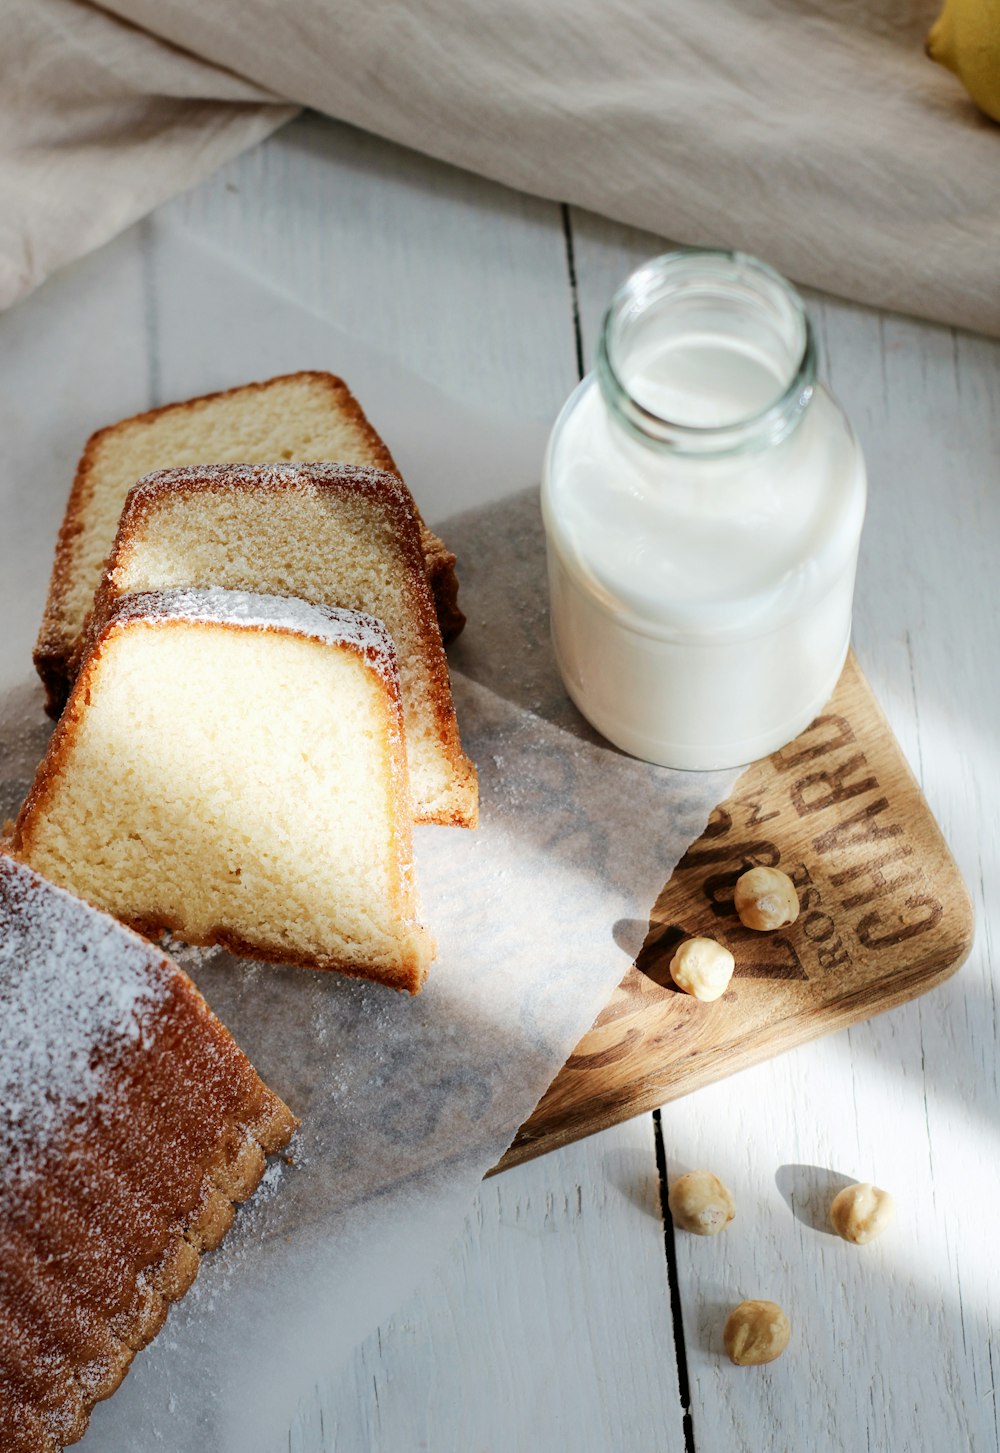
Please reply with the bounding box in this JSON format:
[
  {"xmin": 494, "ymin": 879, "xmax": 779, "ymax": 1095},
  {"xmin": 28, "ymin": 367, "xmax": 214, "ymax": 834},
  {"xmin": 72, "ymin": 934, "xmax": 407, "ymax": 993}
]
[{"xmin": 499, "ymin": 652, "xmax": 974, "ymax": 1172}]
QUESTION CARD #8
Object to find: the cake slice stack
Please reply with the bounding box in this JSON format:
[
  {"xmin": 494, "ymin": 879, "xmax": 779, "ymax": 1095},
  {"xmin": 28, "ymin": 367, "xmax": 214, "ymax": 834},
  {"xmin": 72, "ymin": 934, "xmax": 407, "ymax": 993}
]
[
  {"xmin": 33, "ymin": 371, "xmax": 465, "ymax": 718},
  {"xmin": 0, "ymin": 853, "xmax": 297, "ymax": 1453},
  {"xmin": 25, "ymin": 371, "xmax": 474, "ymax": 992}
]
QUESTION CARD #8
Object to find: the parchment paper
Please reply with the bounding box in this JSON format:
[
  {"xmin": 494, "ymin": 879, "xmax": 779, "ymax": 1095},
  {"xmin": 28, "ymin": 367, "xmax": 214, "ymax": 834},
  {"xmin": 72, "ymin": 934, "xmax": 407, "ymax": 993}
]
[{"xmin": 0, "ymin": 225, "xmax": 742, "ymax": 1450}]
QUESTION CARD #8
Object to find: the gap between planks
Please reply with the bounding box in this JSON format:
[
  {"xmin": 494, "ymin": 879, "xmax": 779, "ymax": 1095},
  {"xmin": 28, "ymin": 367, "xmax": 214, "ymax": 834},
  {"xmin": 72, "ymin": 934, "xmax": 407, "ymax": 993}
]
[{"xmin": 561, "ymin": 201, "xmax": 697, "ymax": 1452}]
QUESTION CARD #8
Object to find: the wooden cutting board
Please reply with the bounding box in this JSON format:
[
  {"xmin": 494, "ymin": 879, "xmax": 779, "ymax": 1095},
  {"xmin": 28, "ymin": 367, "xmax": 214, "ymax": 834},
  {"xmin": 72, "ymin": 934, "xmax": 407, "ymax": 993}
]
[{"xmin": 495, "ymin": 653, "xmax": 974, "ymax": 1173}]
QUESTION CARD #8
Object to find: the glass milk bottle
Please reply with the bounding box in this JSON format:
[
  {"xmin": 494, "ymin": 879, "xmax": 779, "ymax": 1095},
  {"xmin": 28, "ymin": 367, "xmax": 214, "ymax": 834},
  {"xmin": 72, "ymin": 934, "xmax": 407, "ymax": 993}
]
[{"xmin": 541, "ymin": 250, "xmax": 867, "ymax": 770}]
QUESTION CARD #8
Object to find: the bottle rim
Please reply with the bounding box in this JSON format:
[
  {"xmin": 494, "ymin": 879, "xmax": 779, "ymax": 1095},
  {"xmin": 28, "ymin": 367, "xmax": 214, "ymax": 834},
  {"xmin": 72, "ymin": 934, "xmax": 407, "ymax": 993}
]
[{"xmin": 596, "ymin": 249, "xmax": 817, "ymax": 457}]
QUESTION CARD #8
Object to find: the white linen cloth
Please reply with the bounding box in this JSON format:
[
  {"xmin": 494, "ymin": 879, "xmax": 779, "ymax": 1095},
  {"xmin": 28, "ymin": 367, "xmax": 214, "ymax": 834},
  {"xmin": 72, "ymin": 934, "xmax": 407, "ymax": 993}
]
[{"xmin": 2, "ymin": 0, "xmax": 998, "ymax": 333}]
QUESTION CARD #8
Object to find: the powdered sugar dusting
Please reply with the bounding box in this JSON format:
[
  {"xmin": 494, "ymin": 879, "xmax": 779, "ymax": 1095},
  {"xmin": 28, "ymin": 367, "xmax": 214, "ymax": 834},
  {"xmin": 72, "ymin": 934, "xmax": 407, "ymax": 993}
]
[
  {"xmin": 129, "ymin": 460, "xmax": 408, "ymax": 506},
  {"xmin": 107, "ymin": 586, "xmax": 399, "ymax": 687},
  {"xmin": 0, "ymin": 856, "xmax": 171, "ymax": 1186}
]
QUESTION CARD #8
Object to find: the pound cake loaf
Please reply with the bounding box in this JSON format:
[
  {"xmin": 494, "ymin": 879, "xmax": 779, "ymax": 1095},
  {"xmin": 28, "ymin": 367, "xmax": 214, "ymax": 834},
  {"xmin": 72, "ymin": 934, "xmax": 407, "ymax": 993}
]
[
  {"xmin": 0, "ymin": 853, "xmax": 296, "ymax": 1453},
  {"xmin": 13, "ymin": 588, "xmax": 435, "ymax": 991},
  {"xmin": 79, "ymin": 462, "xmax": 477, "ymax": 828},
  {"xmin": 34, "ymin": 371, "xmax": 465, "ymax": 715}
]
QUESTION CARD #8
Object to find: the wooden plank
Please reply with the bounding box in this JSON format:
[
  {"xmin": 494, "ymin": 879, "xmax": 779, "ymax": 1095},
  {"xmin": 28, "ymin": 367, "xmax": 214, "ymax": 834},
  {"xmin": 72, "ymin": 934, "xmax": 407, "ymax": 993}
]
[
  {"xmin": 500, "ymin": 652, "xmax": 974, "ymax": 1171},
  {"xmin": 168, "ymin": 119, "xmax": 689, "ymax": 1452},
  {"xmin": 567, "ymin": 205, "xmax": 1000, "ymax": 1453},
  {"xmin": 291, "ymin": 1118, "xmax": 685, "ymax": 1453},
  {"xmin": 655, "ymin": 1024, "xmax": 997, "ymax": 1453},
  {"xmin": 167, "ymin": 112, "xmax": 577, "ymax": 420}
]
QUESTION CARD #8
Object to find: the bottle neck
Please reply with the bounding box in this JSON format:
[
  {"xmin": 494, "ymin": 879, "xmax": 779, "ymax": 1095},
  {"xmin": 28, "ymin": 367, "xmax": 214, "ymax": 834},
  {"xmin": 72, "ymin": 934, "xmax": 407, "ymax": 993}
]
[{"xmin": 596, "ymin": 250, "xmax": 817, "ymax": 459}]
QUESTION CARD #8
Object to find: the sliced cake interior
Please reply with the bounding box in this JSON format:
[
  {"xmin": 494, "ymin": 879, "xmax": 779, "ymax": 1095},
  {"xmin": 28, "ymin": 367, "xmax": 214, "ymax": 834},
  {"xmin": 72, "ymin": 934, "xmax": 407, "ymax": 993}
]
[
  {"xmin": 83, "ymin": 462, "xmax": 477, "ymax": 828},
  {"xmin": 0, "ymin": 853, "xmax": 296, "ymax": 1453},
  {"xmin": 34, "ymin": 370, "xmax": 464, "ymax": 714},
  {"xmin": 14, "ymin": 588, "xmax": 434, "ymax": 992}
]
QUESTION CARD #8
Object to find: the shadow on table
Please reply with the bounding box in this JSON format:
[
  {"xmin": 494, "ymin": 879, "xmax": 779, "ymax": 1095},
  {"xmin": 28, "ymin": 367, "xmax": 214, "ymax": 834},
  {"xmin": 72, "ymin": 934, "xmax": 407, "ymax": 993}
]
[
  {"xmin": 0, "ymin": 678, "xmax": 55, "ymax": 827},
  {"xmin": 691, "ymin": 1285, "xmax": 737, "ymax": 1358},
  {"xmin": 775, "ymin": 1163, "xmax": 856, "ymax": 1235},
  {"xmin": 443, "ymin": 483, "xmax": 596, "ymax": 736}
]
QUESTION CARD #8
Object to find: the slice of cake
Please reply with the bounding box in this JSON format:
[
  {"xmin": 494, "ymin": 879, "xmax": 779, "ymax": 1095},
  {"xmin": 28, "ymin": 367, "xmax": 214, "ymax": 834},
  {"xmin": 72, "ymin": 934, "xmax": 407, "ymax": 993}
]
[
  {"xmin": 13, "ymin": 588, "xmax": 435, "ymax": 991},
  {"xmin": 0, "ymin": 853, "xmax": 297, "ymax": 1453},
  {"xmin": 34, "ymin": 371, "xmax": 465, "ymax": 716},
  {"xmin": 78, "ymin": 462, "xmax": 477, "ymax": 828}
]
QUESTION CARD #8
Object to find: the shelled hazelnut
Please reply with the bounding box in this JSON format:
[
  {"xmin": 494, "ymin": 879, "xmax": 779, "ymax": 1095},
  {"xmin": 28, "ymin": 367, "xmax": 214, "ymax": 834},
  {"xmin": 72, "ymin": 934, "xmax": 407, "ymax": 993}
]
[
  {"xmin": 723, "ymin": 1299, "xmax": 791, "ymax": 1366},
  {"xmin": 830, "ymin": 1182, "xmax": 895, "ymax": 1244},
  {"xmin": 668, "ymin": 937, "xmax": 735, "ymax": 1002},
  {"xmin": 734, "ymin": 866, "xmax": 800, "ymax": 931},
  {"xmin": 667, "ymin": 1170, "xmax": 736, "ymax": 1236}
]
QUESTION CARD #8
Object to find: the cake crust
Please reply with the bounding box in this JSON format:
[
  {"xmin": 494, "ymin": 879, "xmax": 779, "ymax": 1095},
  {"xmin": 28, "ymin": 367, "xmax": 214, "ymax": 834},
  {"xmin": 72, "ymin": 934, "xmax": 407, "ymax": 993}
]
[
  {"xmin": 34, "ymin": 371, "xmax": 466, "ymax": 716},
  {"xmin": 0, "ymin": 854, "xmax": 297, "ymax": 1453}
]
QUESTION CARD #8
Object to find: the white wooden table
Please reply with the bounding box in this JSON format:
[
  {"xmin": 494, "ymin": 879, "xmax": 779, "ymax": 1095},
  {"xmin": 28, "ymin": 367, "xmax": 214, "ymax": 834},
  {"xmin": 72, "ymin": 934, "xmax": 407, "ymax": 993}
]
[{"xmin": 49, "ymin": 113, "xmax": 1000, "ymax": 1451}]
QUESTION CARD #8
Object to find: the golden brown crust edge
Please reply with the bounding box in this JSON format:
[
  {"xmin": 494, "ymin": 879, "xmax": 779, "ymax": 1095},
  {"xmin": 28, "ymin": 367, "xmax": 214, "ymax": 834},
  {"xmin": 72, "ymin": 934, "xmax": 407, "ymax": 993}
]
[
  {"xmin": 33, "ymin": 370, "xmax": 465, "ymax": 717},
  {"xmin": 105, "ymin": 915, "xmax": 431, "ymax": 995},
  {"xmin": 52, "ymin": 1093, "xmax": 297, "ymax": 1451}
]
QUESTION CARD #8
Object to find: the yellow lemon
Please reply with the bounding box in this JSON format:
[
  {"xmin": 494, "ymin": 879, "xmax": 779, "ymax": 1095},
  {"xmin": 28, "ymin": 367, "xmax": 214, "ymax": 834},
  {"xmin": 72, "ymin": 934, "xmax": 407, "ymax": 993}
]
[{"xmin": 927, "ymin": 0, "xmax": 1000, "ymax": 122}]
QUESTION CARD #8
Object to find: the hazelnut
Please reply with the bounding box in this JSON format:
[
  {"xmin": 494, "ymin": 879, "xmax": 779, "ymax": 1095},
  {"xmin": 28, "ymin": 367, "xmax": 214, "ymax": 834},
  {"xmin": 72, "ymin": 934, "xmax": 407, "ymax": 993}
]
[
  {"xmin": 669, "ymin": 936, "xmax": 735, "ymax": 1002},
  {"xmin": 830, "ymin": 1182, "xmax": 895, "ymax": 1244},
  {"xmin": 734, "ymin": 866, "xmax": 800, "ymax": 932},
  {"xmin": 723, "ymin": 1299, "xmax": 790, "ymax": 1366},
  {"xmin": 667, "ymin": 1170, "xmax": 735, "ymax": 1236}
]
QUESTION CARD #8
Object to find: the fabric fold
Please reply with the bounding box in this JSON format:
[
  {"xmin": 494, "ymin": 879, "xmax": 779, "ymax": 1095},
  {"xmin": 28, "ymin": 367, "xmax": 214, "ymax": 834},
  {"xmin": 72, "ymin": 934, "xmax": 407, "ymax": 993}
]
[{"xmin": 2, "ymin": 0, "xmax": 998, "ymax": 328}]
